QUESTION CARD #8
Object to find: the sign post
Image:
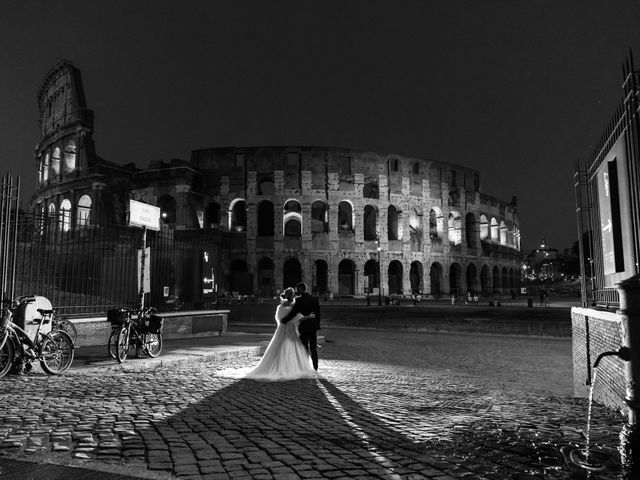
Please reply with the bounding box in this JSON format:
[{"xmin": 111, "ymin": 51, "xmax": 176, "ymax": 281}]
[{"xmin": 128, "ymin": 200, "xmax": 161, "ymax": 309}]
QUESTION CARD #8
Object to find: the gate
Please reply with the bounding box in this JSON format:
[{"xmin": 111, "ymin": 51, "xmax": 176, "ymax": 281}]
[{"xmin": 0, "ymin": 173, "xmax": 20, "ymax": 302}]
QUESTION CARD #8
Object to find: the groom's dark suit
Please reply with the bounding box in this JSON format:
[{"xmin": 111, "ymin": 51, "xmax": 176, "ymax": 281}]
[{"xmin": 281, "ymin": 292, "xmax": 321, "ymax": 370}]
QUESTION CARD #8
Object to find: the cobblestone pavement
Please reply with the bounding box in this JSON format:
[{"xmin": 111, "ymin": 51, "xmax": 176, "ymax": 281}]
[{"xmin": 0, "ymin": 328, "xmax": 625, "ymax": 479}]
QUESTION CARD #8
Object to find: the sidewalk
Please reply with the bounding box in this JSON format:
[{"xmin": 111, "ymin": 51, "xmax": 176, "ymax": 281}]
[{"xmin": 70, "ymin": 332, "xmax": 272, "ymax": 373}]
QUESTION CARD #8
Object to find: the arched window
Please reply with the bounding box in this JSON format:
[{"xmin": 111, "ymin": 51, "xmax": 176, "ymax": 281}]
[
  {"xmin": 60, "ymin": 199, "xmax": 72, "ymax": 232},
  {"xmin": 42, "ymin": 153, "xmax": 50, "ymax": 183},
  {"xmin": 258, "ymin": 175, "xmax": 274, "ymax": 195},
  {"xmin": 465, "ymin": 213, "xmax": 477, "ymax": 248},
  {"xmin": 77, "ymin": 195, "xmax": 92, "ymax": 228},
  {"xmin": 409, "ymin": 207, "xmax": 422, "ymax": 250},
  {"xmin": 429, "ymin": 207, "xmax": 444, "ymax": 240},
  {"xmin": 51, "ymin": 147, "xmax": 61, "ymax": 176},
  {"xmin": 490, "ymin": 218, "xmax": 499, "ymax": 242},
  {"xmin": 479, "ymin": 215, "xmax": 489, "ymax": 240},
  {"xmin": 338, "ymin": 259, "xmax": 356, "ymax": 295},
  {"xmin": 229, "ymin": 199, "xmax": 246, "ymax": 231},
  {"xmin": 338, "ymin": 201, "xmax": 353, "ymax": 231},
  {"xmin": 311, "ymin": 201, "xmax": 329, "ymax": 233},
  {"xmin": 283, "ymin": 200, "xmax": 302, "ymax": 236},
  {"xmin": 387, "ymin": 205, "xmax": 399, "ymax": 241},
  {"xmin": 363, "ymin": 205, "xmax": 377, "ymax": 241},
  {"xmin": 63, "ymin": 140, "xmax": 76, "ymax": 173},
  {"xmin": 499, "ymin": 220, "xmax": 508, "ymax": 245},
  {"xmin": 284, "ymin": 218, "xmax": 301, "ymax": 236},
  {"xmin": 448, "ymin": 211, "xmax": 462, "ymax": 246}
]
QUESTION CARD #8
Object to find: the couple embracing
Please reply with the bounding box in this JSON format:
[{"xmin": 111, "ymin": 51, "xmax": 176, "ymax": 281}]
[{"xmin": 246, "ymin": 282, "xmax": 321, "ymax": 381}]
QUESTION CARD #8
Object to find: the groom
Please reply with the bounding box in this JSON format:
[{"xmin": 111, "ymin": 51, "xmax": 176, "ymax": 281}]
[{"xmin": 280, "ymin": 282, "xmax": 321, "ymax": 370}]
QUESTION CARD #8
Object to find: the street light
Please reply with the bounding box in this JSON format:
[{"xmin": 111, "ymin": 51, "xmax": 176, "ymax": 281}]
[{"xmin": 377, "ymin": 236, "xmax": 382, "ymax": 306}]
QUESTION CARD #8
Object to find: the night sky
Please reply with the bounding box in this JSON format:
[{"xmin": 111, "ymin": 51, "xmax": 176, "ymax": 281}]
[{"xmin": 1, "ymin": 1, "xmax": 639, "ymax": 252}]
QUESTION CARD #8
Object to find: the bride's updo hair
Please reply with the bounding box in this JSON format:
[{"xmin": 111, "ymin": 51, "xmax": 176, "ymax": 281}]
[{"xmin": 280, "ymin": 287, "xmax": 295, "ymax": 304}]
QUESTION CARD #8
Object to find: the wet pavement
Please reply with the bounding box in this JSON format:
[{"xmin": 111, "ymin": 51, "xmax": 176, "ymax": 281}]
[{"xmin": 0, "ymin": 327, "xmax": 626, "ymax": 479}]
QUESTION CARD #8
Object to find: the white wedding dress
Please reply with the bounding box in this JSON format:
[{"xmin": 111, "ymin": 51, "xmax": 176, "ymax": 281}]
[{"xmin": 245, "ymin": 301, "xmax": 316, "ymax": 381}]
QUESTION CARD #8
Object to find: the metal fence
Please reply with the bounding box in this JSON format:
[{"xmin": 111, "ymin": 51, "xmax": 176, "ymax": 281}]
[
  {"xmin": 4, "ymin": 209, "xmax": 213, "ymax": 316},
  {"xmin": 0, "ymin": 173, "xmax": 20, "ymax": 303}
]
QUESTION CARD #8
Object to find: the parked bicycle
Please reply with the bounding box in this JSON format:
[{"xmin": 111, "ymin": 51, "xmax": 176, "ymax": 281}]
[
  {"xmin": 0, "ymin": 296, "xmax": 75, "ymax": 377},
  {"xmin": 52, "ymin": 316, "xmax": 78, "ymax": 344},
  {"xmin": 107, "ymin": 307, "xmax": 163, "ymax": 363}
]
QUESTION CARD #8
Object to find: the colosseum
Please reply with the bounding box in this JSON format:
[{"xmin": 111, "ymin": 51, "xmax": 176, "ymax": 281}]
[{"xmin": 29, "ymin": 60, "xmax": 521, "ymax": 306}]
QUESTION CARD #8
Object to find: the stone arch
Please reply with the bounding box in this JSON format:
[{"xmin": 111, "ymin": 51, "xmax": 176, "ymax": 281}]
[
  {"xmin": 60, "ymin": 198, "xmax": 72, "ymax": 232},
  {"xmin": 63, "ymin": 140, "xmax": 76, "ymax": 173},
  {"xmin": 500, "ymin": 220, "xmax": 508, "ymax": 245},
  {"xmin": 479, "ymin": 214, "xmax": 489, "ymax": 240},
  {"xmin": 283, "ymin": 258, "xmax": 302, "ymax": 289},
  {"xmin": 363, "ymin": 205, "xmax": 377, "ymax": 241},
  {"xmin": 409, "ymin": 207, "xmax": 422, "ymax": 250},
  {"xmin": 229, "ymin": 198, "xmax": 246, "ymax": 231},
  {"xmin": 387, "ymin": 205, "xmax": 399, "ymax": 241},
  {"xmin": 430, "ymin": 262, "xmax": 443, "ymax": 296},
  {"xmin": 205, "ymin": 202, "xmax": 220, "ymax": 228},
  {"xmin": 448, "ymin": 211, "xmax": 462, "ymax": 246},
  {"xmin": 338, "ymin": 259, "xmax": 356, "ymax": 295},
  {"xmin": 465, "ymin": 212, "xmax": 477, "ymax": 248},
  {"xmin": 410, "ymin": 261, "xmax": 423, "ymax": 294},
  {"xmin": 449, "ymin": 262, "xmax": 462, "ymax": 295},
  {"xmin": 76, "ymin": 194, "xmax": 92, "ymax": 227},
  {"xmin": 311, "ymin": 200, "xmax": 329, "ymax": 233},
  {"xmin": 257, "ymin": 257, "xmax": 274, "ymax": 297},
  {"xmin": 158, "ymin": 195, "xmax": 177, "ymax": 225},
  {"xmin": 42, "ymin": 153, "xmax": 50, "ymax": 183},
  {"xmin": 284, "ymin": 217, "xmax": 302, "ymax": 237},
  {"xmin": 229, "ymin": 259, "xmax": 251, "ymax": 294},
  {"xmin": 314, "ymin": 259, "xmax": 328, "ymax": 295},
  {"xmin": 388, "ymin": 260, "xmax": 403, "ymax": 294},
  {"xmin": 283, "ymin": 199, "xmax": 302, "ymax": 236},
  {"xmin": 364, "ymin": 259, "xmax": 378, "ymax": 293},
  {"xmin": 257, "ymin": 200, "xmax": 274, "ymax": 236},
  {"xmin": 338, "ymin": 200, "xmax": 353, "ymax": 231},
  {"xmin": 429, "ymin": 207, "xmax": 444, "ymax": 241},
  {"xmin": 490, "ymin": 217, "xmax": 499, "ymax": 242},
  {"xmin": 51, "ymin": 147, "xmax": 61, "ymax": 176}
]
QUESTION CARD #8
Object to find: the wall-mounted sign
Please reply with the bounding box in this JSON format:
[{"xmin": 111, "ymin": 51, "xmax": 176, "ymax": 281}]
[
  {"xmin": 201, "ymin": 249, "xmax": 216, "ymax": 298},
  {"xmin": 597, "ymin": 159, "xmax": 624, "ymax": 275},
  {"xmin": 129, "ymin": 199, "xmax": 161, "ymax": 231}
]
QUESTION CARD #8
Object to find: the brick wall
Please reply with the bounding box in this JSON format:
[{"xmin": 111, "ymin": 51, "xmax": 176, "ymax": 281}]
[{"xmin": 572, "ymin": 307, "xmax": 626, "ymax": 412}]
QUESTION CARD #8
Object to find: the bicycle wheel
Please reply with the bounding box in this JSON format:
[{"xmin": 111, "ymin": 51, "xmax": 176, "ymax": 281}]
[
  {"xmin": 116, "ymin": 325, "xmax": 130, "ymax": 363},
  {"xmin": 0, "ymin": 332, "xmax": 15, "ymax": 378},
  {"xmin": 107, "ymin": 329, "xmax": 118, "ymax": 359},
  {"xmin": 53, "ymin": 318, "xmax": 78, "ymax": 344},
  {"xmin": 143, "ymin": 333, "xmax": 162, "ymax": 358},
  {"xmin": 40, "ymin": 330, "xmax": 74, "ymax": 375}
]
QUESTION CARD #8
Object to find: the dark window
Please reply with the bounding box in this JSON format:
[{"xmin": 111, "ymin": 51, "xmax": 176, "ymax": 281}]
[
  {"xmin": 413, "ymin": 162, "xmax": 420, "ymax": 174},
  {"xmin": 287, "ymin": 152, "xmax": 300, "ymax": 166},
  {"xmin": 235, "ymin": 153, "xmax": 245, "ymax": 168},
  {"xmin": 389, "ymin": 158, "xmax": 399, "ymax": 172}
]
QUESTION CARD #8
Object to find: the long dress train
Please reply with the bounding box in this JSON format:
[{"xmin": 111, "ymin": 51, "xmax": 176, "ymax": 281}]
[{"xmin": 245, "ymin": 301, "xmax": 316, "ymax": 381}]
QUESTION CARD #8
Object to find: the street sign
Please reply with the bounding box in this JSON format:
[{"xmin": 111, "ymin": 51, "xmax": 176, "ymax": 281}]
[{"xmin": 129, "ymin": 199, "xmax": 161, "ymax": 231}]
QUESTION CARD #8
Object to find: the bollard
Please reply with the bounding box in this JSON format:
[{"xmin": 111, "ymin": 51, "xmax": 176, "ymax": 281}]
[{"xmin": 616, "ymin": 273, "xmax": 640, "ymax": 479}]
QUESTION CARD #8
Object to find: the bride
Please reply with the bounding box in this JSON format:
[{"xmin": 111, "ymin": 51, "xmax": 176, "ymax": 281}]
[{"xmin": 245, "ymin": 287, "xmax": 316, "ymax": 381}]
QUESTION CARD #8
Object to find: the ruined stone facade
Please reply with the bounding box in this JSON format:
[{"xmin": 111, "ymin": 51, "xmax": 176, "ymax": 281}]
[{"xmin": 31, "ymin": 60, "xmax": 522, "ymax": 300}]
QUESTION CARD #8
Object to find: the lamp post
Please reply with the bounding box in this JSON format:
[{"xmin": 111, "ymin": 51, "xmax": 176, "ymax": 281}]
[{"xmin": 377, "ymin": 237, "xmax": 382, "ymax": 306}]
